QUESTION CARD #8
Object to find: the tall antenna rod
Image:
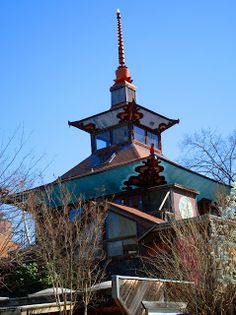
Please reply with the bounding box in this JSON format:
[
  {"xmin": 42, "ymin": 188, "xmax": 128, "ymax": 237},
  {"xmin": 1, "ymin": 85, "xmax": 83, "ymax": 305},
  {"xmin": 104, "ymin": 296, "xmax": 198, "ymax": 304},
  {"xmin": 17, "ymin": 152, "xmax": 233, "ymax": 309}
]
[
  {"xmin": 111, "ymin": 9, "xmax": 136, "ymax": 107},
  {"xmin": 117, "ymin": 9, "xmax": 125, "ymax": 66},
  {"xmin": 114, "ymin": 9, "xmax": 132, "ymax": 84}
]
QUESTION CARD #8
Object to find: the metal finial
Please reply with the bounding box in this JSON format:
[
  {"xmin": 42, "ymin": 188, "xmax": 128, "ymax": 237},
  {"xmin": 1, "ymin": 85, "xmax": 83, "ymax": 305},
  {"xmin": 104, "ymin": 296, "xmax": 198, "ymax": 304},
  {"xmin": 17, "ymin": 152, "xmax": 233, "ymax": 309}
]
[{"xmin": 117, "ymin": 9, "xmax": 125, "ymax": 66}]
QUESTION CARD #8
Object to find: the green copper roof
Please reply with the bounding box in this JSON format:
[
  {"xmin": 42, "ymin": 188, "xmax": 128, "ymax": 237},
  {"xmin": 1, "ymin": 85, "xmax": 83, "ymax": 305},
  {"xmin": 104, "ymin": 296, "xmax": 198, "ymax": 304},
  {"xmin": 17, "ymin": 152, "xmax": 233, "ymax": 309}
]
[
  {"xmin": 161, "ymin": 159, "xmax": 225, "ymax": 201},
  {"xmin": 48, "ymin": 157, "xmax": 227, "ymax": 206}
]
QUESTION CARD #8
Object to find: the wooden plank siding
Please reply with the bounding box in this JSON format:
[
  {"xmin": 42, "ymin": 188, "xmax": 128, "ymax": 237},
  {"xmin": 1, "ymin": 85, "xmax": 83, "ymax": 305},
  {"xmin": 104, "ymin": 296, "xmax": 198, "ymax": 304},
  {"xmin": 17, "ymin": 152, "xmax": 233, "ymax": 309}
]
[{"xmin": 112, "ymin": 276, "xmax": 192, "ymax": 315}]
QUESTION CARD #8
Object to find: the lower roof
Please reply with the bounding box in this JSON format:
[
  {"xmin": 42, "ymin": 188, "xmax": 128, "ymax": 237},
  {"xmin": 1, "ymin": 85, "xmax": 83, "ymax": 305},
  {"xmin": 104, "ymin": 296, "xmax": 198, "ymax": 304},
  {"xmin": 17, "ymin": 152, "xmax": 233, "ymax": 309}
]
[
  {"xmin": 46, "ymin": 153, "xmax": 229, "ymax": 207},
  {"xmin": 60, "ymin": 143, "xmax": 150, "ymax": 181},
  {"xmin": 108, "ymin": 202, "xmax": 164, "ymax": 225},
  {"xmin": 13, "ymin": 144, "xmax": 229, "ymax": 209}
]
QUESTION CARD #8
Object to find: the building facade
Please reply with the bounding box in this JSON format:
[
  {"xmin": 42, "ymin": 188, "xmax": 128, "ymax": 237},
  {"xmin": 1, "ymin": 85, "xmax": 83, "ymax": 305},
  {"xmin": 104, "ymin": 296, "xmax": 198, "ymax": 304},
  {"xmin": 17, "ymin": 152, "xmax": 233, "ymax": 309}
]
[{"xmin": 2, "ymin": 10, "xmax": 230, "ymax": 315}]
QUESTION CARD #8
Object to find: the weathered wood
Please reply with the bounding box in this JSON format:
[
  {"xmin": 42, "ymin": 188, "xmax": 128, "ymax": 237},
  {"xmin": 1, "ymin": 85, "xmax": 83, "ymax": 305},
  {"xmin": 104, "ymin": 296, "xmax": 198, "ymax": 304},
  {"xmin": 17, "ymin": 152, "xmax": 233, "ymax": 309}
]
[{"xmin": 113, "ymin": 276, "xmax": 189, "ymax": 315}]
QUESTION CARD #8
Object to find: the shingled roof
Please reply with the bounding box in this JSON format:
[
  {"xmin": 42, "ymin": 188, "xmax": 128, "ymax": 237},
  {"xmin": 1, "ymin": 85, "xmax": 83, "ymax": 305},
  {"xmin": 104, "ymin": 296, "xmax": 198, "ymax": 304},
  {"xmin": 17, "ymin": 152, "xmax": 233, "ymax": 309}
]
[
  {"xmin": 60, "ymin": 143, "xmax": 150, "ymax": 181},
  {"xmin": 108, "ymin": 201, "xmax": 164, "ymax": 225}
]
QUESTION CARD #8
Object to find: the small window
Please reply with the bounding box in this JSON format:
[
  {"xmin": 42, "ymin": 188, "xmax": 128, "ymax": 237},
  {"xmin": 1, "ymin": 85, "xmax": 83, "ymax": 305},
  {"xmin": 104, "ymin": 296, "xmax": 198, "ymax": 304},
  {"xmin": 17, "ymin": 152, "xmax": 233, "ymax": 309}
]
[
  {"xmin": 123, "ymin": 238, "xmax": 138, "ymax": 255},
  {"xmin": 134, "ymin": 126, "xmax": 145, "ymax": 144},
  {"xmin": 147, "ymin": 131, "xmax": 159, "ymax": 148},
  {"xmin": 106, "ymin": 212, "xmax": 137, "ymax": 239},
  {"xmin": 107, "ymin": 240, "xmax": 123, "ymax": 257},
  {"xmin": 112, "ymin": 126, "xmax": 129, "ymax": 145},
  {"xmin": 106, "ymin": 212, "xmax": 138, "ymax": 257},
  {"xmin": 124, "ymin": 195, "xmax": 143, "ymax": 210},
  {"xmin": 95, "ymin": 131, "xmax": 111, "ymax": 150},
  {"xmin": 107, "ymin": 238, "xmax": 138, "ymax": 257}
]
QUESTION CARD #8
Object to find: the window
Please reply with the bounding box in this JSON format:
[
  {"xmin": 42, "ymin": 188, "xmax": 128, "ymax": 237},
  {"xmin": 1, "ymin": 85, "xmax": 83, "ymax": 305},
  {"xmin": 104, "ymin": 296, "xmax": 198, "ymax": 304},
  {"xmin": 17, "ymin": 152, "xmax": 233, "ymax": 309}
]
[
  {"xmin": 95, "ymin": 126, "xmax": 129, "ymax": 151},
  {"xmin": 107, "ymin": 240, "xmax": 123, "ymax": 257},
  {"xmin": 107, "ymin": 238, "xmax": 137, "ymax": 257},
  {"xmin": 133, "ymin": 126, "xmax": 145, "ymax": 144},
  {"xmin": 123, "ymin": 195, "xmax": 143, "ymax": 210},
  {"xmin": 106, "ymin": 212, "xmax": 136, "ymax": 239},
  {"xmin": 95, "ymin": 131, "xmax": 111, "ymax": 150},
  {"xmin": 123, "ymin": 238, "xmax": 138, "ymax": 255},
  {"xmin": 142, "ymin": 189, "xmax": 172, "ymax": 218},
  {"xmin": 112, "ymin": 126, "xmax": 129, "ymax": 145},
  {"xmin": 106, "ymin": 212, "xmax": 138, "ymax": 257},
  {"xmin": 147, "ymin": 131, "xmax": 159, "ymax": 148},
  {"xmin": 133, "ymin": 126, "xmax": 159, "ymax": 149}
]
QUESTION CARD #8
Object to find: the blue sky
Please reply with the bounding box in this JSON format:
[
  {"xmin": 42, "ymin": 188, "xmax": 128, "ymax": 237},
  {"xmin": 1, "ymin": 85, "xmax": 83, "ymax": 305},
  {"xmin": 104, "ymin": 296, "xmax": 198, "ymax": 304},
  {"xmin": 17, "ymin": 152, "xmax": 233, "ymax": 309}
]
[{"xmin": 0, "ymin": 1, "xmax": 235, "ymax": 184}]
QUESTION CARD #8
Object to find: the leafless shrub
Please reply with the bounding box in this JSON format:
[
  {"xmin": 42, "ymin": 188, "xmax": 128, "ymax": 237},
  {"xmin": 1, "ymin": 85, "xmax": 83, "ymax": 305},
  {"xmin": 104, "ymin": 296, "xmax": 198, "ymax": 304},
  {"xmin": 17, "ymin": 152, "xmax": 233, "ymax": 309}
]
[
  {"xmin": 27, "ymin": 184, "xmax": 108, "ymax": 315},
  {"xmin": 142, "ymin": 213, "xmax": 236, "ymax": 314},
  {"xmin": 0, "ymin": 126, "xmax": 45, "ymax": 288}
]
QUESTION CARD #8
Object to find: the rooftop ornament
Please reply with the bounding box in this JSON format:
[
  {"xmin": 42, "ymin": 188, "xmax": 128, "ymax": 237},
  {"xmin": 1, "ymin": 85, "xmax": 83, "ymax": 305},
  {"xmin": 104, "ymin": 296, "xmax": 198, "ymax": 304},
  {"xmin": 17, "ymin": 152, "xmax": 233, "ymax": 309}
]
[{"xmin": 114, "ymin": 9, "xmax": 132, "ymax": 84}]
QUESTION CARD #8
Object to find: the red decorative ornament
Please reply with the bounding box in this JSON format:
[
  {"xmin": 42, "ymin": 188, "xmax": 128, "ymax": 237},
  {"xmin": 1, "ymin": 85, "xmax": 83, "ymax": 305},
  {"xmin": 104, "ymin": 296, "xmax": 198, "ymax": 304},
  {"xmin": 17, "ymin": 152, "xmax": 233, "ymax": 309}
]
[
  {"xmin": 123, "ymin": 155, "xmax": 166, "ymax": 190},
  {"xmin": 117, "ymin": 100, "xmax": 143, "ymax": 123},
  {"xmin": 150, "ymin": 143, "xmax": 155, "ymax": 155}
]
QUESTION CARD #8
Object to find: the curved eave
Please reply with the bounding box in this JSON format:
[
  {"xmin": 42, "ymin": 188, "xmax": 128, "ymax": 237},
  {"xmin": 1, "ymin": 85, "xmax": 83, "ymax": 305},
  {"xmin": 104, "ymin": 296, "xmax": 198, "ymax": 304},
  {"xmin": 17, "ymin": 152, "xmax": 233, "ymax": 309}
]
[
  {"xmin": 8, "ymin": 154, "xmax": 230, "ymax": 208},
  {"xmin": 68, "ymin": 103, "xmax": 179, "ymax": 134}
]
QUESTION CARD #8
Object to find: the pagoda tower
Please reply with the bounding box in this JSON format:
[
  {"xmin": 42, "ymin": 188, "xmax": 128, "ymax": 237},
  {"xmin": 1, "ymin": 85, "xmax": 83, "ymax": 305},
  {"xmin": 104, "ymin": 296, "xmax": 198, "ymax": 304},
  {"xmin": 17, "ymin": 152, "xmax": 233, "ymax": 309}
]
[
  {"xmin": 62, "ymin": 10, "xmax": 224, "ymax": 225},
  {"xmin": 68, "ymin": 10, "xmax": 179, "ymax": 163},
  {"xmin": 6, "ymin": 11, "xmax": 231, "ymax": 315}
]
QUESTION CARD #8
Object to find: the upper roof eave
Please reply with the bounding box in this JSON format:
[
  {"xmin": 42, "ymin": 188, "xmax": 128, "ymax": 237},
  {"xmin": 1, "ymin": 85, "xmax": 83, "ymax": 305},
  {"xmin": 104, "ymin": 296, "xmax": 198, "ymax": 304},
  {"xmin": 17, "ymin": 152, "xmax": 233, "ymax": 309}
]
[{"xmin": 68, "ymin": 103, "xmax": 179, "ymax": 134}]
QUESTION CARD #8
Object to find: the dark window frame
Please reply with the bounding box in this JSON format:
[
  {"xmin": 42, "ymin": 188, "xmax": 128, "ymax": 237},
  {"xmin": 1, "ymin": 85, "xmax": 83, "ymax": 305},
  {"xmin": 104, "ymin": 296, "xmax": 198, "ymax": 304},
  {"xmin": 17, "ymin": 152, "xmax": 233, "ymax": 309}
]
[
  {"xmin": 92, "ymin": 123, "xmax": 131, "ymax": 152},
  {"xmin": 106, "ymin": 236, "xmax": 138, "ymax": 258},
  {"xmin": 95, "ymin": 130, "xmax": 112, "ymax": 150},
  {"xmin": 132, "ymin": 124, "xmax": 161, "ymax": 150},
  {"xmin": 105, "ymin": 211, "xmax": 138, "ymax": 258}
]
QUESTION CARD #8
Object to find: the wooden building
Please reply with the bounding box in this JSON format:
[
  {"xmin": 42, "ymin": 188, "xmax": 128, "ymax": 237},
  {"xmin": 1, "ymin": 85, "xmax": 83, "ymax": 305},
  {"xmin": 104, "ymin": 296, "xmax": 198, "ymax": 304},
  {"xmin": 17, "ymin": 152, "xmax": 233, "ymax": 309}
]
[
  {"xmin": 60, "ymin": 10, "xmax": 225, "ymax": 270},
  {"xmin": 3, "ymin": 10, "xmax": 231, "ymax": 315}
]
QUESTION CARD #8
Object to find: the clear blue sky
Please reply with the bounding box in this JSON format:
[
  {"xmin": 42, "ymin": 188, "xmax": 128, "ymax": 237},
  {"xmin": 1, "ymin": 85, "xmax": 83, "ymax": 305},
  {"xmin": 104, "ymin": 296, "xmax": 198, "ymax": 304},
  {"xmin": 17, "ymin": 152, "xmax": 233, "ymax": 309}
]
[{"xmin": 0, "ymin": 1, "xmax": 235, "ymax": 184}]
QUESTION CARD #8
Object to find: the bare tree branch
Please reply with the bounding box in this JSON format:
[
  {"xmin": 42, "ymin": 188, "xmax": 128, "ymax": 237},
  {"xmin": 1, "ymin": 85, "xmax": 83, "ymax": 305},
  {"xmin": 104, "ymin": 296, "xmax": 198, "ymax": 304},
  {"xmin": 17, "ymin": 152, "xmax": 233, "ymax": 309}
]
[
  {"xmin": 142, "ymin": 187, "xmax": 236, "ymax": 314},
  {"xmin": 0, "ymin": 126, "xmax": 46, "ymax": 289},
  {"xmin": 27, "ymin": 184, "xmax": 108, "ymax": 315},
  {"xmin": 180, "ymin": 129, "xmax": 236, "ymax": 185}
]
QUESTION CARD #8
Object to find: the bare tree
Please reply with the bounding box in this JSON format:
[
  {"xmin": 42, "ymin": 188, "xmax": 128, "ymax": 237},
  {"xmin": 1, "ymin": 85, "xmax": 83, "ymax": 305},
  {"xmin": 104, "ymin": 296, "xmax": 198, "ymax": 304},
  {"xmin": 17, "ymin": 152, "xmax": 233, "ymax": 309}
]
[
  {"xmin": 27, "ymin": 185, "xmax": 108, "ymax": 315},
  {"xmin": 0, "ymin": 126, "xmax": 45, "ymax": 291},
  {"xmin": 0, "ymin": 126, "xmax": 43, "ymax": 195},
  {"xmin": 180, "ymin": 129, "xmax": 236, "ymax": 185},
  {"xmin": 142, "ymin": 187, "xmax": 236, "ymax": 315},
  {"xmin": 0, "ymin": 126, "xmax": 45, "ymax": 247}
]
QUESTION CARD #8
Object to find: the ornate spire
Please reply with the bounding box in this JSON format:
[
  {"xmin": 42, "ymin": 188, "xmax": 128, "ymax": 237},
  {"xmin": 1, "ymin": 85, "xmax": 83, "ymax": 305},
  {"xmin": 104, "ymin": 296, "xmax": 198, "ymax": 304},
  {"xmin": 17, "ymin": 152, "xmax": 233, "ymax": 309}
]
[
  {"xmin": 117, "ymin": 9, "xmax": 125, "ymax": 66},
  {"xmin": 114, "ymin": 9, "xmax": 132, "ymax": 85}
]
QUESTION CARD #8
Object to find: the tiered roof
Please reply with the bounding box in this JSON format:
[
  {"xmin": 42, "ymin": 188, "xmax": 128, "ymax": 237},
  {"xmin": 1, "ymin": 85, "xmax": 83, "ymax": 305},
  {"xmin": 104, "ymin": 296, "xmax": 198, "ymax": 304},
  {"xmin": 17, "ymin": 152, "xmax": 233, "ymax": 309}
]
[{"xmin": 68, "ymin": 103, "xmax": 179, "ymax": 134}]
